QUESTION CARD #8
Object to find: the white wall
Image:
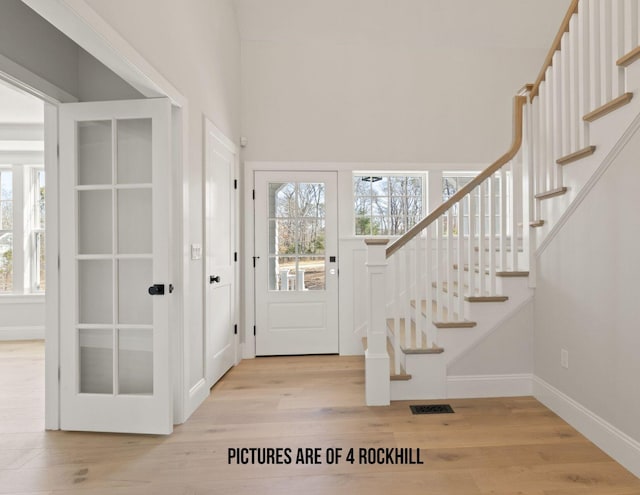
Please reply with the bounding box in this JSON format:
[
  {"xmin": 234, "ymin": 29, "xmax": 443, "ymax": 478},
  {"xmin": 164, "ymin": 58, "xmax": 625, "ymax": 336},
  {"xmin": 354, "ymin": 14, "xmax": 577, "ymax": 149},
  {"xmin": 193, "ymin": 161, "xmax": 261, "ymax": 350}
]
[
  {"xmin": 534, "ymin": 126, "xmax": 640, "ymax": 443},
  {"xmin": 83, "ymin": 0, "xmax": 242, "ymax": 389},
  {"xmin": 237, "ymin": 0, "xmax": 571, "ymax": 163}
]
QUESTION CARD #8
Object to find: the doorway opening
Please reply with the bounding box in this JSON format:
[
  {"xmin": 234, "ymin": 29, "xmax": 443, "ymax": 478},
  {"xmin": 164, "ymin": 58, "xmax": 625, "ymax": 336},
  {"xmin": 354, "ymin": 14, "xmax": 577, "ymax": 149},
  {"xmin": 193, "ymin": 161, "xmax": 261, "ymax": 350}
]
[{"xmin": 0, "ymin": 79, "xmax": 46, "ymax": 432}]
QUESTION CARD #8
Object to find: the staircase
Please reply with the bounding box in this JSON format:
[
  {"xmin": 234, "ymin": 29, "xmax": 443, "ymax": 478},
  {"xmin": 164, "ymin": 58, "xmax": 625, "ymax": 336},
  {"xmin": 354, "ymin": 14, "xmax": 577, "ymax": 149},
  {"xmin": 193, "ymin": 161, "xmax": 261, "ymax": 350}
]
[{"xmin": 362, "ymin": 0, "xmax": 640, "ymax": 405}]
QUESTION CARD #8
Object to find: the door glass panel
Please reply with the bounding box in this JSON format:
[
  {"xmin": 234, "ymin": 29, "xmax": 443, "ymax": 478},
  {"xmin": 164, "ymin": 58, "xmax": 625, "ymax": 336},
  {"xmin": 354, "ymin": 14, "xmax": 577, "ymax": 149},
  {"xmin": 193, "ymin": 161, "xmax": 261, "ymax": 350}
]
[
  {"xmin": 300, "ymin": 256, "xmax": 325, "ymax": 291},
  {"xmin": 79, "ymin": 260, "xmax": 113, "ymax": 324},
  {"xmin": 118, "ymin": 259, "xmax": 152, "ymax": 325},
  {"xmin": 79, "ymin": 328, "xmax": 113, "ymax": 394},
  {"xmin": 267, "ymin": 182, "xmax": 326, "ymax": 292},
  {"xmin": 117, "ymin": 189, "xmax": 152, "ymax": 254},
  {"xmin": 78, "ymin": 121, "xmax": 112, "ymax": 186},
  {"xmin": 297, "ymin": 219, "xmax": 325, "ymax": 255},
  {"xmin": 78, "ymin": 190, "xmax": 112, "ymax": 255},
  {"xmin": 118, "ymin": 328, "xmax": 153, "ymax": 395},
  {"xmin": 117, "ymin": 119, "xmax": 152, "ymax": 184}
]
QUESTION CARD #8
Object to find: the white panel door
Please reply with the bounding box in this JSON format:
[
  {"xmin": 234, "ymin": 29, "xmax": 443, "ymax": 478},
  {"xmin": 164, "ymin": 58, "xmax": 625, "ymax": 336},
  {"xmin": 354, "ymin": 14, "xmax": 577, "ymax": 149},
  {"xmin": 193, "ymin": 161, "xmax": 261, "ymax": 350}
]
[
  {"xmin": 254, "ymin": 171, "xmax": 338, "ymax": 355},
  {"xmin": 204, "ymin": 119, "xmax": 236, "ymax": 387},
  {"xmin": 59, "ymin": 98, "xmax": 172, "ymax": 434}
]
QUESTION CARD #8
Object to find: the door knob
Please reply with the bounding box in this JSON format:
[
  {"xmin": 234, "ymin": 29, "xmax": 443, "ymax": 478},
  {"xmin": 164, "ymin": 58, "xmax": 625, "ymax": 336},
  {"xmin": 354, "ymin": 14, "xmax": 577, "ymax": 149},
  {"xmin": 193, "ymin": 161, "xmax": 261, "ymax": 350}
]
[
  {"xmin": 148, "ymin": 284, "xmax": 165, "ymax": 295},
  {"xmin": 209, "ymin": 275, "xmax": 221, "ymax": 284}
]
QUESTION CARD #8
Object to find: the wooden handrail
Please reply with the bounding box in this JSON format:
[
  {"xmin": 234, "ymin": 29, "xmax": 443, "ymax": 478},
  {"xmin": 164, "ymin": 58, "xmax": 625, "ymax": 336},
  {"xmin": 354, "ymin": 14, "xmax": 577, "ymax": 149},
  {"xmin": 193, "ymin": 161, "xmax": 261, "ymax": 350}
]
[
  {"xmin": 386, "ymin": 94, "xmax": 526, "ymax": 258},
  {"xmin": 530, "ymin": 0, "xmax": 580, "ymax": 100}
]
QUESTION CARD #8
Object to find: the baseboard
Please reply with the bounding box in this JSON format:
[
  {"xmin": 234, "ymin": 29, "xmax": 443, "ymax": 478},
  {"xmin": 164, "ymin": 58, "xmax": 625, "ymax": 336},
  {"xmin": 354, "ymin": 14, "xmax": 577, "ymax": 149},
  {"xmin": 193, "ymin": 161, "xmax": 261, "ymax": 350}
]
[
  {"xmin": 533, "ymin": 376, "xmax": 640, "ymax": 478},
  {"xmin": 447, "ymin": 373, "xmax": 532, "ymax": 398},
  {"xmin": 0, "ymin": 326, "xmax": 45, "ymax": 340}
]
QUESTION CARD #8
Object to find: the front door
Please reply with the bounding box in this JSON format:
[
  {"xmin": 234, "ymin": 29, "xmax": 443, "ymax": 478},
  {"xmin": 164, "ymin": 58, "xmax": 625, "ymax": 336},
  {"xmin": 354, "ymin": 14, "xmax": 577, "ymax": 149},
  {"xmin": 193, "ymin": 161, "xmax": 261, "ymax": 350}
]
[
  {"xmin": 59, "ymin": 98, "xmax": 172, "ymax": 434},
  {"xmin": 254, "ymin": 171, "xmax": 338, "ymax": 355},
  {"xmin": 204, "ymin": 119, "xmax": 236, "ymax": 387}
]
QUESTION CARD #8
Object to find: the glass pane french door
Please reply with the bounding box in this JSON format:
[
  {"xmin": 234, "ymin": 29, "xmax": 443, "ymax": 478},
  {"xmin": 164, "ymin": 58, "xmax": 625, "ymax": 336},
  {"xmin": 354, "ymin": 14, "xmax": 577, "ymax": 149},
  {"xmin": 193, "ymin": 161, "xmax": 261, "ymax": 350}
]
[{"xmin": 59, "ymin": 99, "xmax": 172, "ymax": 434}]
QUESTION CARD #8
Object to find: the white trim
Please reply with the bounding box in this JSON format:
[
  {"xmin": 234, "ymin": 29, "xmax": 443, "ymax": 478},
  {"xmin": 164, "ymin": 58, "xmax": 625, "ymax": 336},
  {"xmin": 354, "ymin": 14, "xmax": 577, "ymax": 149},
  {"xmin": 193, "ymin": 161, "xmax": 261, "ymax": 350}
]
[
  {"xmin": 0, "ymin": 53, "xmax": 77, "ymax": 104},
  {"xmin": 0, "ymin": 294, "xmax": 45, "ymax": 304},
  {"xmin": 0, "ymin": 151, "xmax": 43, "ymax": 164},
  {"xmin": 0, "ymin": 123, "xmax": 44, "ymax": 141},
  {"xmin": 536, "ymin": 109, "xmax": 640, "ymax": 256},
  {"xmin": 447, "ymin": 373, "xmax": 533, "ymax": 398},
  {"xmin": 0, "ymin": 326, "xmax": 44, "ymax": 340},
  {"xmin": 21, "ymin": 0, "xmax": 184, "ymax": 106},
  {"xmin": 245, "ymin": 161, "xmax": 488, "ymax": 173},
  {"xmin": 185, "ymin": 378, "xmax": 209, "ymax": 420},
  {"xmin": 533, "ymin": 376, "xmax": 640, "ymax": 478}
]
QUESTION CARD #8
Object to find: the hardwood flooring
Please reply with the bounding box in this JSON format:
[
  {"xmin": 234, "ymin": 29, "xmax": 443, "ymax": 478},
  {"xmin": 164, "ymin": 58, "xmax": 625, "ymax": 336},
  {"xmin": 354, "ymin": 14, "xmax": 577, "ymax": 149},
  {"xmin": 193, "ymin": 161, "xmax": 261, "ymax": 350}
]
[{"xmin": 1, "ymin": 341, "xmax": 639, "ymax": 494}]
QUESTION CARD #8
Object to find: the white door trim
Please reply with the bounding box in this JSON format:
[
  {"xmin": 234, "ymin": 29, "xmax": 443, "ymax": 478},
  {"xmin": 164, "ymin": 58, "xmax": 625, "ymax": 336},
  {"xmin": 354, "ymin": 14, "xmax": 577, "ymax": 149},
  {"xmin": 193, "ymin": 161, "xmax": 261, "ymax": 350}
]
[{"xmin": 17, "ymin": 0, "xmax": 195, "ymax": 424}]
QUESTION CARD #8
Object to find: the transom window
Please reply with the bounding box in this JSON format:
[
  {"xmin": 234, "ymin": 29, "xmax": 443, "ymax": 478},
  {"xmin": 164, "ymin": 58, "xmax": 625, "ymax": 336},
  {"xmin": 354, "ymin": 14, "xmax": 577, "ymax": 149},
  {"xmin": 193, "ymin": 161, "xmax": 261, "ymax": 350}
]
[{"xmin": 353, "ymin": 173, "xmax": 424, "ymax": 236}]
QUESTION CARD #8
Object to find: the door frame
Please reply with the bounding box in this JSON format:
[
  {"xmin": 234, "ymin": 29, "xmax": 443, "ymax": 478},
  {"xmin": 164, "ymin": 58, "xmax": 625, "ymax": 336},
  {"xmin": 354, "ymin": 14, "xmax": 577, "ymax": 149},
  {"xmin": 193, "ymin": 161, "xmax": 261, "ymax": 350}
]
[
  {"xmin": 15, "ymin": 0, "xmax": 195, "ymax": 426},
  {"xmin": 203, "ymin": 117, "xmax": 240, "ymax": 386}
]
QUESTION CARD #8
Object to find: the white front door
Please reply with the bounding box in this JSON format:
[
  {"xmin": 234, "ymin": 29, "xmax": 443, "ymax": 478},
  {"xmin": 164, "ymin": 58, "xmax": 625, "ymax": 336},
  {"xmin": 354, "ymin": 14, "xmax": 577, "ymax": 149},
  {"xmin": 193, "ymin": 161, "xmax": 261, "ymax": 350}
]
[
  {"xmin": 204, "ymin": 119, "xmax": 236, "ymax": 387},
  {"xmin": 254, "ymin": 171, "xmax": 339, "ymax": 355},
  {"xmin": 59, "ymin": 98, "xmax": 172, "ymax": 434}
]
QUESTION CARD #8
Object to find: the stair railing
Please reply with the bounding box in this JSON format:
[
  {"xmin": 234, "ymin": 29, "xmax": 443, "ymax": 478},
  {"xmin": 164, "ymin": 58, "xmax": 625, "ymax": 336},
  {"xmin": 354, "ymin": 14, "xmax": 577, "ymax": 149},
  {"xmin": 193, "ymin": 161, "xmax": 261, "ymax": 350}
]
[{"xmin": 363, "ymin": 0, "xmax": 640, "ymax": 406}]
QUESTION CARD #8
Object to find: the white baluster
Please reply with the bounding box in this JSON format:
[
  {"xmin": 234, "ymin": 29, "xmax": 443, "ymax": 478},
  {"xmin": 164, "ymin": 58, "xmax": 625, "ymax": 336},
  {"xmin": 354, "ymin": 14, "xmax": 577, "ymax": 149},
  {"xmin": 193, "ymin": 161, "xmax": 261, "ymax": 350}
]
[
  {"xmin": 446, "ymin": 209, "xmax": 454, "ymax": 319},
  {"xmin": 624, "ymin": 0, "xmax": 639, "ymax": 54},
  {"xmin": 570, "ymin": 14, "xmax": 579, "ymax": 152},
  {"xmin": 403, "ymin": 246, "xmax": 411, "ymax": 351},
  {"xmin": 468, "ymin": 191, "xmax": 476, "ymax": 300},
  {"xmin": 424, "ymin": 223, "xmax": 434, "ymax": 337},
  {"xmin": 601, "ymin": 0, "xmax": 613, "ymax": 103},
  {"xmin": 613, "ymin": 0, "xmax": 625, "ymax": 97},
  {"xmin": 435, "ymin": 217, "xmax": 443, "ymax": 323},
  {"xmin": 561, "ymin": 31, "xmax": 571, "ymax": 157},
  {"xmin": 522, "ymin": 101, "xmax": 533, "ymax": 274},
  {"xmin": 590, "ymin": 0, "xmax": 602, "ymax": 111},
  {"xmin": 478, "ymin": 181, "xmax": 487, "ymax": 295},
  {"xmin": 500, "ymin": 168, "xmax": 507, "ymax": 271},
  {"xmin": 545, "ymin": 66, "xmax": 554, "ymax": 190},
  {"xmin": 511, "ymin": 155, "xmax": 520, "ymax": 272},
  {"xmin": 392, "ymin": 253, "xmax": 401, "ymax": 375},
  {"xmin": 552, "ymin": 50, "xmax": 563, "ymax": 188},
  {"xmin": 532, "ymin": 98, "xmax": 542, "ymax": 221},
  {"xmin": 413, "ymin": 236, "xmax": 423, "ymax": 349},
  {"xmin": 537, "ymin": 83, "xmax": 546, "ymax": 196},
  {"xmin": 579, "ymin": 0, "xmax": 591, "ymax": 149},
  {"xmin": 488, "ymin": 173, "xmax": 496, "ymax": 295},
  {"xmin": 456, "ymin": 194, "xmax": 465, "ymax": 316}
]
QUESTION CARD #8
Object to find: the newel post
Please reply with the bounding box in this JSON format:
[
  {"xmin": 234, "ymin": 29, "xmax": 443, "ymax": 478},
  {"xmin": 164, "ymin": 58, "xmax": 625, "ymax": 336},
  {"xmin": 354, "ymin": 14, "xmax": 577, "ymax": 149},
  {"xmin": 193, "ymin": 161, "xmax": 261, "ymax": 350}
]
[{"xmin": 364, "ymin": 238, "xmax": 390, "ymax": 406}]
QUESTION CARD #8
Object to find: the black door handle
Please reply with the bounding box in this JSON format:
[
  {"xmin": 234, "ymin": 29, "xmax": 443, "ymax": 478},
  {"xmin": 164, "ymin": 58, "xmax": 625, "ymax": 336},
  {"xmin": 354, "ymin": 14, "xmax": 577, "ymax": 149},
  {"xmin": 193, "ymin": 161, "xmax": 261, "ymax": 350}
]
[
  {"xmin": 210, "ymin": 275, "xmax": 221, "ymax": 284},
  {"xmin": 148, "ymin": 284, "xmax": 165, "ymax": 295}
]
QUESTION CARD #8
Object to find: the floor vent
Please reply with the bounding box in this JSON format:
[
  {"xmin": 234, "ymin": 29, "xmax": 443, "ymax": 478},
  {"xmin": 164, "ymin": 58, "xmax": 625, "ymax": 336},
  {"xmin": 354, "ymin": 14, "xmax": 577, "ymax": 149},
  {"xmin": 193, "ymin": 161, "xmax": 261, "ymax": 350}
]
[{"xmin": 410, "ymin": 404, "xmax": 454, "ymax": 415}]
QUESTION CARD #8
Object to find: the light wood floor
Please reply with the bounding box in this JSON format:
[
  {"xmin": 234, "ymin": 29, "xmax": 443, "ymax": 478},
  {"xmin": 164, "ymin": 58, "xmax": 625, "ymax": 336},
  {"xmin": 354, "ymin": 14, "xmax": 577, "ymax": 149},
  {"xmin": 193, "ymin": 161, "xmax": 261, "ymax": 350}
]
[{"xmin": 1, "ymin": 341, "xmax": 639, "ymax": 494}]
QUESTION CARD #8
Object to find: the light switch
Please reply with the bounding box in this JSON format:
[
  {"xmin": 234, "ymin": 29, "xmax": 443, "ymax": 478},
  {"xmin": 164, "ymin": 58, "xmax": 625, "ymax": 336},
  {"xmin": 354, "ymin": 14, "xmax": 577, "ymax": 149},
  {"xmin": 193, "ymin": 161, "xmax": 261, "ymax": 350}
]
[{"xmin": 191, "ymin": 243, "xmax": 202, "ymax": 260}]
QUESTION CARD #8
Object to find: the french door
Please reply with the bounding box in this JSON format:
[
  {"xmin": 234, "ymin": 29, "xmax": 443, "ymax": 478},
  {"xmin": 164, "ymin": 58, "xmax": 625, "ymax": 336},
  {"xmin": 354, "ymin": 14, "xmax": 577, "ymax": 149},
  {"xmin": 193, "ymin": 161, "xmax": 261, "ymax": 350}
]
[
  {"xmin": 59, "ymin": 98, "xmax": 173, "ymax": 434},
  {"xmin": 254, "ymin": 171, "xmax": 339, "ymax": 355}
]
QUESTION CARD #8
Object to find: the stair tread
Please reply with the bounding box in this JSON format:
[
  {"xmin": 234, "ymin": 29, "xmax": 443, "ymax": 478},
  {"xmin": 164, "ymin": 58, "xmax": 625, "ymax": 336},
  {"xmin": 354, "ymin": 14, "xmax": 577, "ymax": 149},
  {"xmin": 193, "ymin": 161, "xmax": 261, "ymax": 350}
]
[
  {"xmin": 452, "ymin": 264, "xmax": 528, "ymax": 277},
  {"xmin": 530, "ymin": 220, "xmax": 545, "ymax": 227},
  {"xmin": 583, "ymin": 92, "xmax": 634, "ymax": 122},
  {"xmin": 556, "ymin": 145, "xmax": 596, "ymax": 165},
  {"xmin": 409, "ymin": 300, "xmax": 477, "ymax": 328},
  {"xmin": 465, "ymin": 295, "xmax": 509, "ymax": 302},
  {"xmin": 535, "ymin": 187, "xmax": 568, "ymax": 200},
  {"xmin": 386, "ymin": 318, "xmax": 444, "ymax": 353},
  {"xmin": 617, "ymin": 46, "xmax": 640, "ymax": 67}
]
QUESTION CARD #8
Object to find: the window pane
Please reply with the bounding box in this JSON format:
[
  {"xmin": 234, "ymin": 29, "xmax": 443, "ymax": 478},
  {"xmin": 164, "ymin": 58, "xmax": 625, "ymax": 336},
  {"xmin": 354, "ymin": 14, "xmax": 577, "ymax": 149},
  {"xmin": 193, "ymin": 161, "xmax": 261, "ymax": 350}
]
[
  {"xmin": 353, "ymin": 174, "xmax": 423, "ymax": 236},
  {"xmin": 0, "ymin": 233, "xmax": 13, "ymax": 292},
  {"xmin": 297, "ymin": 183, "xmax": 325, "ymax": 218},
  {"xmin": 299, "ymin": 257, "xmax": 325, "ymax": 291},
  {"xmin": 35, "ymin": 232, "xmax": 45, "ymax": 291},
  {"xmin": 270, "ymin": 256, "xmax": 296, "ymax": 291},
  {"xmin": 1, "ymin": 200, "xmax": 12, "ymax": 230},
  {"xmin": 0, "ymin": 170, "xmax": 12, "ymax": 200},
  {"xmin": 297, "ymin": 219, "xmax": 325, "ymax": 255},
  {"xmin": 118, "ymin": 328, "xmax": 153, "ymax": 395},
  {"xmin": 270, "ymin": 182, "xmax": 295, "ymax": 218},
  {"xmin": 78, "ymin": 121, "xmax": 112, "ymax": 186},
  {"xmin": 36, "ymin": 170, "xmax": 45, "ymax": 229},
  {"xmin": 79, "ymin": 328, "xmax": 113, "ymax": 394}
]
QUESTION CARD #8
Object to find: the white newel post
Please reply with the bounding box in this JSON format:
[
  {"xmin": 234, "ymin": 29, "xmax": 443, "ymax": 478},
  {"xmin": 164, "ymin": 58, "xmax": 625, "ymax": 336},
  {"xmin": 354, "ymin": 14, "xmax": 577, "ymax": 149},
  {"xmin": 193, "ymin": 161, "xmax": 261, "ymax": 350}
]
[{"xmin": 364, "ymin": 238, "xmax": 391, "ymax": 406}]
